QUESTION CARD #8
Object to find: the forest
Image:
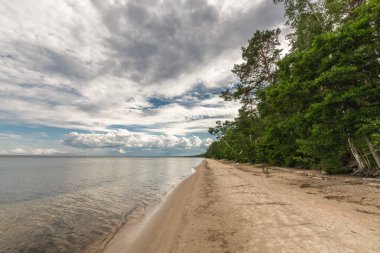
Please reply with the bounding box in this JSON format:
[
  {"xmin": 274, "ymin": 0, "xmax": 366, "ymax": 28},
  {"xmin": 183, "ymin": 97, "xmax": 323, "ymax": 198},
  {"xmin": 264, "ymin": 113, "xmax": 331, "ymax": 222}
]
[{"xmin": 205, "ymin": 0, "xmax": 380, "ymax": 176}]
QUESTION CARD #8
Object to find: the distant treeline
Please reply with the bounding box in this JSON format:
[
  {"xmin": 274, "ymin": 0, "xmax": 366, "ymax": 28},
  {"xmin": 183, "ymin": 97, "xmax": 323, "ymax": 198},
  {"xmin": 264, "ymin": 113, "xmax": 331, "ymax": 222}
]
[{"xmin": 205, "ymin": 0, "xmax": 380, "ymax": 176}]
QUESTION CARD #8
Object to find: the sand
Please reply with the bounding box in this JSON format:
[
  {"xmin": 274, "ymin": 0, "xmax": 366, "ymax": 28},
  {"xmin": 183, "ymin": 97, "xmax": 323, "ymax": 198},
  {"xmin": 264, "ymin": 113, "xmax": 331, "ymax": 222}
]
[{"xmin": 103, "ymin": 159, "xmax": 380, "ymax": 253}]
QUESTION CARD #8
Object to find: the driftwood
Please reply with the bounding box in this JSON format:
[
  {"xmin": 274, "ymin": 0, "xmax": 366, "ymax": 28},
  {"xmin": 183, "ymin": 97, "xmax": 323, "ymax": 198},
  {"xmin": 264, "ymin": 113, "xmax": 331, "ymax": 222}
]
[
  {"xmin": 348, "ymin": 137, "xmax": 380, "ymax": 177},
  {"xmin": 348, "ymin": 138, "xmax": 366, "ymax": 175},
  {"xmin": 364, "ymin": 135, "xmax": 380, "ymax": 169}
]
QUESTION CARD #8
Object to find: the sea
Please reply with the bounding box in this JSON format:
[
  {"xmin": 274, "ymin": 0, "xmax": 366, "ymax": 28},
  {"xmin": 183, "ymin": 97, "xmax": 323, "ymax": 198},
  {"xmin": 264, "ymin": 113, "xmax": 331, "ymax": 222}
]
[{"xmin": 0, "ymin": 156, "xmax": 202, "ymax": 253}]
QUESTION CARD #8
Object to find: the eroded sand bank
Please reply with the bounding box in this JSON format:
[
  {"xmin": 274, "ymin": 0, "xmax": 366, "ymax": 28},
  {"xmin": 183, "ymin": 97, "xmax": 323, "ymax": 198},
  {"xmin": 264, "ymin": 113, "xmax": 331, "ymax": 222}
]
[{"xmin": 104, "ymin": 159, "xmax": 380, "ymax": 253}]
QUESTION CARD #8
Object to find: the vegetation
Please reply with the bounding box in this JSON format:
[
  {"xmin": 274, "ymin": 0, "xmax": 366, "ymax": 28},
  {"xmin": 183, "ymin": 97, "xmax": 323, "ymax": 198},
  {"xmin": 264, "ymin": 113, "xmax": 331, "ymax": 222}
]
[{"xmin": 205, "ymin": 0, "xmax": 380, "ymax": 176}]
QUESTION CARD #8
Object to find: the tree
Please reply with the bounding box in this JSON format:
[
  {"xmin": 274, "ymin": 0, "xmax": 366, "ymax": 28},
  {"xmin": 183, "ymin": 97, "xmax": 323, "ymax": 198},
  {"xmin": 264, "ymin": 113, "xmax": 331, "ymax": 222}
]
[
  {"xmin": 274, "ymin": 0, "xmax": 325, "ymax": 50},
  {"xmin": 274, "ymin": 0, "xmax": 368, "ymax": 51},
  {"xmin": 275, "ymin": 0, "xmax": 380, "ymax": 174},
  {"xmin": 221, "ymin": 29, "xmax": 282, "ymax": 112}
]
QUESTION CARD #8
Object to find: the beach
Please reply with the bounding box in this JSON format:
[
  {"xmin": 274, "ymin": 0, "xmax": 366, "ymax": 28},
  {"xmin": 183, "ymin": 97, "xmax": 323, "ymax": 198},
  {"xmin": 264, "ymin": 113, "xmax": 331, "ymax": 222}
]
[{"xmin": 103, "ymin": 159, "xmax": 380, "ymax": 252}]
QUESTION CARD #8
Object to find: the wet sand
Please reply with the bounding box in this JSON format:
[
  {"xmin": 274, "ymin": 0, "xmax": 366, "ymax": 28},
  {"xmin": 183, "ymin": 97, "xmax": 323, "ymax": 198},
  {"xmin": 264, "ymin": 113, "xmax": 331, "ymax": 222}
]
[{"xmin": 103, "ymin": 159, "xmax": 380, "ymax": 253}]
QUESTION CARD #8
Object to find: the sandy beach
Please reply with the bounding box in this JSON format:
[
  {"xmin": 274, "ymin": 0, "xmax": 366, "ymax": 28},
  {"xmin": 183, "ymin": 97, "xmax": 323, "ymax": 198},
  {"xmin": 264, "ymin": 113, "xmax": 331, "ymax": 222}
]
[{"xmin": 104, "ymin": 159, "xmax": 380, "ymax": 253}]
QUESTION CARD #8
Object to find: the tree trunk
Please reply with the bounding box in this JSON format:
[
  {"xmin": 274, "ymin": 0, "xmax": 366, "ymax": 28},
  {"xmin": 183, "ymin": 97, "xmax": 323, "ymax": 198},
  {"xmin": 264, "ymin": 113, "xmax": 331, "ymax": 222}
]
[
  {"xmin": 222, "ymin": 138, "xmax": 239, "ymax": 160},
  {"xmin": 350, "ymin": 0, "xmax": 367, "ymax": 9},
  {"xmin": 305, "ymin": 0, "xmax": 321, "ymax": 22},
  {"xmin": 348, "ymin": 138, "xmax": 367, "ymax": 175},
  {"xmin": 364, "ymin": 135, "xmax": 380, "ymax": 170}
]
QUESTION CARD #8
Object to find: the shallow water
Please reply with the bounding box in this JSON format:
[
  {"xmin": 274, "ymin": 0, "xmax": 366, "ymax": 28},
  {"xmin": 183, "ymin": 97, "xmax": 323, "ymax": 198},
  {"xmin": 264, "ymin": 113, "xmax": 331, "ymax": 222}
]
[{"xmin": 0, "ymin": 156, "xmax": 202, "ymax": 253}]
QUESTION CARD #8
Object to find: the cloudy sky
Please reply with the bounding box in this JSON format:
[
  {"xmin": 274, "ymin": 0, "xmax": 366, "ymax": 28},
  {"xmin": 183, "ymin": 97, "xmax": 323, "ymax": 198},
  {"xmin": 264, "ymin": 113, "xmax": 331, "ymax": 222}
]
[{"xmin": 0, "ymin": 0, "xmax": 285, "ymax": 156}]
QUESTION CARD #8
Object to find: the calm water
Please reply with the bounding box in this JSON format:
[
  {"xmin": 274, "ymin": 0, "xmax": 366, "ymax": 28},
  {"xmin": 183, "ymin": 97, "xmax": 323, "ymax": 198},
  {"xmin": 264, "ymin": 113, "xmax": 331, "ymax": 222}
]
[{"xmin": 0, "ymin": 156, "xmax": 202, "ymax": 253}]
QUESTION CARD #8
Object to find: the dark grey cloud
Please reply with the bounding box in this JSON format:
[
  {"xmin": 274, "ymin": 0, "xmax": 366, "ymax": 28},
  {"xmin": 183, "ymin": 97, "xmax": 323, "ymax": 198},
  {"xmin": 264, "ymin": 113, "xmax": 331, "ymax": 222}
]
[
  {"xmin": 91, "ymin": 0, "xmax": 284, "ymax": 84},
  {"xmin": 3, "ymin": 42, "xmax": 91, "ymax": 81}
]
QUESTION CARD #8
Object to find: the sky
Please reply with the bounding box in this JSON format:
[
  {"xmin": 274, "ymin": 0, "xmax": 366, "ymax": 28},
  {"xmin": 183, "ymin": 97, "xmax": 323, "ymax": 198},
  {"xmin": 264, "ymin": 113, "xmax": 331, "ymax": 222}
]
[{"xmin": 0, "ymin": 0, "xmax": 286, "ymax": 156}]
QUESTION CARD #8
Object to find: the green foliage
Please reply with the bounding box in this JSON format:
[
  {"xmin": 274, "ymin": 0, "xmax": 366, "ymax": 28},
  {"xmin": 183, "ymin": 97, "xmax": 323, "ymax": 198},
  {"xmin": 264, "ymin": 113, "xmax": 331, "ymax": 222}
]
[
  {"xmin": 274, "ymin": 0, "xmax": 326, "ymax": 50},
  {"xmin": 206, "ymin": 0, "xmax": 380, "ymax": 175},
  {"xmin": 222, "ymin": 29, "xmax": 282, "ymax": 110}
]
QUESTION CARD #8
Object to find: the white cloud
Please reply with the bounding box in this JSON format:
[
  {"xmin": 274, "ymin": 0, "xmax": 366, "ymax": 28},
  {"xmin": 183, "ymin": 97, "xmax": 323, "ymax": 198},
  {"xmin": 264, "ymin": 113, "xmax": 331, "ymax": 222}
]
[
  {"xmin": 11, "ymin": 148, "xmax": 25, "ymax": 154},
  {"xmin": 7, "ymin": 147, "xmax": 63, "ymax": 155},
  {"xmin": 63, "ymin": 129, "xmax": 213, "ymax": 151},
  {"xmin": 0, "ymin": 133, "xmax": 22, "ymax": 140}
]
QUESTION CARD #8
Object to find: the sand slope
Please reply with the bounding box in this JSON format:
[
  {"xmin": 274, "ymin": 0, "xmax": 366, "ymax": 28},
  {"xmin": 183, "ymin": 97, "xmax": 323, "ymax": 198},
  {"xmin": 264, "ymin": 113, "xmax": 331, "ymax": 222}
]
[{"xmin": 104, "ymin": 159, "xmax": 380, "ymax": 253}]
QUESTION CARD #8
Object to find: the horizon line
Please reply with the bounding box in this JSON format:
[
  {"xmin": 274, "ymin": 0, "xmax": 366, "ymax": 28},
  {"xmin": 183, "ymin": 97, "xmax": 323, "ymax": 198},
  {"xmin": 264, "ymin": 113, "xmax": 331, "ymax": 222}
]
[{"xmin": 0, "ymin": 154, "xmax": 205, "ymax": 158}]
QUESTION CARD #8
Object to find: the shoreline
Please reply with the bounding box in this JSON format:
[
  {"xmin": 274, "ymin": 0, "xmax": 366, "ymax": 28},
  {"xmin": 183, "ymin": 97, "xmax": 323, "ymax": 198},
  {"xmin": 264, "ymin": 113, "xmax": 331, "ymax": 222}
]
[
  {"xmin": 103, "ymin": 159, "xmax": 380, "ymax": 253},
  {"xmin": 84, "ymin": 160, "xmax": 202, "ymax": 253},
  {"xmin": 102, "ymin": 160, "xmax": 205, "ymax": 253}
]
